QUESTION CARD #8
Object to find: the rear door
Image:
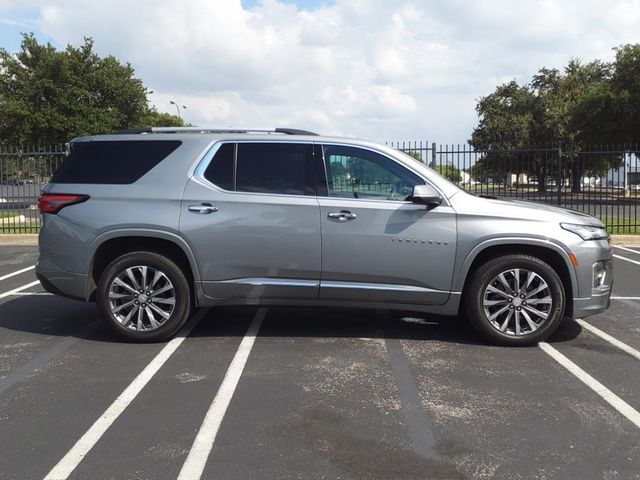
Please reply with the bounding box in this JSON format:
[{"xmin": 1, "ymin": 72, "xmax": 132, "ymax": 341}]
[
  {"xmin": 180, "ymin": 141, "xmax": 322, "ymax": 300},
  {"xmin": 318, "ymin": 144, "xmax": 457, "ymax": 305}
]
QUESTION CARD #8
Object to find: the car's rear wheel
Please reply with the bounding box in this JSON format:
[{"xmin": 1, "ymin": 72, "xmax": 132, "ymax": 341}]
[
  {"xmin": 96, "ymin": 251, "xmax": 192, "ymax": 342},
  {"xmin": 465, "ymin": 255, "xmax": 565, "ymax": 346}
]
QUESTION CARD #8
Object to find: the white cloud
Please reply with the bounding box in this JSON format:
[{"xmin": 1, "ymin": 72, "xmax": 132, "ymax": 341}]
[{"xmin": 5, "ymin": 0, "xmax": 640, "ymax": 142}]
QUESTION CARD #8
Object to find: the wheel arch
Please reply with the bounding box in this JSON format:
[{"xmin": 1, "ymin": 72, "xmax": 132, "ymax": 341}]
[
  {"xmin": 87, "ymin": 230, "xmax": 200, "ymax": 301},
  {"xmin": 457, "ymin": 239, "xmax": 577, "ymax": 318}
]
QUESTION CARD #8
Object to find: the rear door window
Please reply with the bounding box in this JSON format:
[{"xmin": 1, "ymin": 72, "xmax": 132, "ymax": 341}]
[
  {"xmin": 51, "ymin": 140, "xmax": 181, "ymax": 184},
  {"xmin": 203, "ymin": 142, "xmax": 315, "ymax": 196}
]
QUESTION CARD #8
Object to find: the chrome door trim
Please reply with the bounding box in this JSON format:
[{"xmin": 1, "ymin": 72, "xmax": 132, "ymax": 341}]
[
  {"xmin": 320, "ymin": 280, "xmax": 442, "ymax": 294},
  {"xmin": 218, "ymin": 278, "xmax": 320, "ymax": 288}
]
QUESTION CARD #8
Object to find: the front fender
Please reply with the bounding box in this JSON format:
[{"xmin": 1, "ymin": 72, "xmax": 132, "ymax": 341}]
[{"xmin": 453, "ymin": 237, "xmax": 578, "ymax": 298}]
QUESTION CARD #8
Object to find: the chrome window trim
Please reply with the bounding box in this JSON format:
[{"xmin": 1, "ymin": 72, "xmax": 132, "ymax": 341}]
[
  {"xmin": 192, "ymin": 139, "xmax": 449, "ymax": 206},
  {"xmin": 186, "ymin": 139, "xmax": 218, "ymax": 179},
  {"xmin": 192, "ymin": 140, "xmax": 318, "ymax": 201}
]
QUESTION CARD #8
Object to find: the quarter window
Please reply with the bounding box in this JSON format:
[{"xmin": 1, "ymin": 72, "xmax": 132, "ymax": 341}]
[
  {"xmin": 51, "ymin": 140, "xmax": 181, "ymax": 184},
  {"xmin": 323, "ymin": 145, "xmax": 423, "ymax": 201}
]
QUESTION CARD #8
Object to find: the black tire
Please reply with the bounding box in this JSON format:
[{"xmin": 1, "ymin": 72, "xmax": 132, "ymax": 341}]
[
  {"xmin": 96, "ymin": 251, "xmax": 192, "ymax": 342},
  {"xmin": 464, "ymin": 254, "xmax": 565, "ymax": 346}
]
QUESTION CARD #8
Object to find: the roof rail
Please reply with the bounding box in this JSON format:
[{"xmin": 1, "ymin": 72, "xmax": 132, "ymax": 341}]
[
  {"xmin": 111, "ymin": 127, "xmax": 153, "ymax": 134},
  {"xmin": 274, "ymin": 128, "xmax": 319, "ymax": 136},
  {"xmin": 150, "ymin": 127, "xmax": 319, "ymax": 135},
  {"xmin": 110, "ymin": 127, "xmax": 319, "ymax": 135}
]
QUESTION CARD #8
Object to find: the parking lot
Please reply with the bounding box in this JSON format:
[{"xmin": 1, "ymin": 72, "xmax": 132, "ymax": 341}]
[{"xmin": 1, "ymin": 245, "xmax": 640, "ymax": 479}]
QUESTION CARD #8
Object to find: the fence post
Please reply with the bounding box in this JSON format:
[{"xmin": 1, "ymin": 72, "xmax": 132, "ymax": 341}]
[
  {"xmin": 624, "ymin": 151, "xmax": 628, "ymax": 194},
  {"xmin": 431, "ymin": 142, "xmax": 436, "ymax": 169},
  {"xmin": 556, "ymin": 142, "xmax": 562, "ymax": 206}
]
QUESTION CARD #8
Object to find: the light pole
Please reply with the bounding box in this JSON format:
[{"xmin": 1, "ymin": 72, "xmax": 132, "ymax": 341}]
[{"xmin": 169, "ymin": 100, "xmax": 187, "ymax": 119}]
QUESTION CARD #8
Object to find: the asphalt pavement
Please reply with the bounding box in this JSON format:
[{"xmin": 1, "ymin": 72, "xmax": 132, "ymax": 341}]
[{"xmin": 0, "ymin": 245, "xmax": 640, "ymax": 479}]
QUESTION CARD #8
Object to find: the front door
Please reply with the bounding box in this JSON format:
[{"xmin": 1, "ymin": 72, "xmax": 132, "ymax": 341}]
[
  {"xmin": 180, "ymin": 141, "xmax": 321, "ymax": 300},
  {"xmin": 318, "ymin": 144, "xmax": 457, "ymax": 305}
]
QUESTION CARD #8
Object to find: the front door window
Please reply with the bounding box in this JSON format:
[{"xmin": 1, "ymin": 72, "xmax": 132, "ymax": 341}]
[{"xmin": 324, "ymin": 145, "xmax": 423, "ymax": 201}]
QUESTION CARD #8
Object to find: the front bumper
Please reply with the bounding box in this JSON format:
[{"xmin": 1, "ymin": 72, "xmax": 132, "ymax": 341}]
[
  {"xmin": 570, "ymin": 244, "xmax": 614, "ymax": 319},
  {"xmin": 573, "ymin": 289, "xmax": 612, "ymax": 319}
]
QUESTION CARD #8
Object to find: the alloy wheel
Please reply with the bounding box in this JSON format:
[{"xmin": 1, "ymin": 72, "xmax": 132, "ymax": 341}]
[
  {"xmin": 482, "ymin": 268, "xmax": 553, "ymax": 336},
  {"xmin": 107, "ymin": 265, "xmax": 176, "ymax": 331}
]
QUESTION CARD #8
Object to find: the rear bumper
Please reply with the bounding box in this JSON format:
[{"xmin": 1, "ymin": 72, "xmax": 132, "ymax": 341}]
[{"xmin": 36, "ymin": 257, "xmax": 88, "ymax": 302}]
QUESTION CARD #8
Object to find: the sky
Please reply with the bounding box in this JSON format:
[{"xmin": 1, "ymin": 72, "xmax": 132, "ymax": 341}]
[{"xmin": 0, "ymin": 0, "xmax": 640, "ymax": 143}]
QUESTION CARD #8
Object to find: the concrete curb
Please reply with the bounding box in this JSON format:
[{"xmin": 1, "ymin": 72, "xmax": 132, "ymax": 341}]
[
  {"xmin": 0, "ymin": 233, "xmax": 638, "ymax": 247},
  {"xmin": 610, "ymin": 235, "xmax": 640, "ymax": 247},
  {"xmin": 0, "ymin": 234, "xmax": 38, "ymax": 246}
]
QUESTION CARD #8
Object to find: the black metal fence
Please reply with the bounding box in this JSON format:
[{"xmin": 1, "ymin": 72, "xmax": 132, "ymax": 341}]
[
  {"xmin": 0, "ymin": 146, "xmax": 66, "ymax": 233},
  {"xmin": 389, "ymin": 142, "xmax": 639, "ymax": 234},
  {"xmin": 0, "ymin": 142, "xmax": 638, "ymax": 234}
]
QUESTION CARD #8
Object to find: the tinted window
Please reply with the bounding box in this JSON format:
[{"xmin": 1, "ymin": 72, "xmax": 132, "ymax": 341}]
[
  {"xmin": 324, "ymin": 145, "xmax": 423, "ymax": 201},
  {"xmin": 203, "ymin": 143, "xmax": 234, "ymax": 190},
  {"xmin": 235, "ymin": 143, "xmax": 314, "ymax": 196},
  {"xmin": 51, "ymin": 140, "xmax": 181, "ymax": 184}
]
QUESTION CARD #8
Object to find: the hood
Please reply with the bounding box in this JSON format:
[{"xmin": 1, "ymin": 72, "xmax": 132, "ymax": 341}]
[{"xmin": 452, "ymin": 192, "xmax": 605, "ymax": 227}]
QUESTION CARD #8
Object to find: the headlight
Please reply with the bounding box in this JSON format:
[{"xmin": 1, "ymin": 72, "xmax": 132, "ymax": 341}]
[{"xmin": 561, "ymin": 223, "xmax": 609, "ymax": 241}]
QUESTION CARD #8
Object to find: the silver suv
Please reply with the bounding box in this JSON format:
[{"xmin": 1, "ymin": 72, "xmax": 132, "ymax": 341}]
[{"xmin": 36, "ymin": 128, "xmax": 613, "ymax": 345}]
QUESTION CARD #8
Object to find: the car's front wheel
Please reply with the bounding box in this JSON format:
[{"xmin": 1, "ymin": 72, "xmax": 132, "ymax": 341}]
[
  {"xmin": 465, "ymin": 254, "xmax": 565, "ymax": 346},
  {"xmin": 96, "ymin": 251, "xmax": 192, "ymax": 342}
]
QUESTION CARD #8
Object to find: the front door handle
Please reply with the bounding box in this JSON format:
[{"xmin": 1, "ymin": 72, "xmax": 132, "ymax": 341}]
[
  {"xmin": 328, "ymin": 210, "xmax": 357, "ymax": 221},
  {"xmin": 188, "ymin": 203, "xmax": 218, "ymax": 214}
]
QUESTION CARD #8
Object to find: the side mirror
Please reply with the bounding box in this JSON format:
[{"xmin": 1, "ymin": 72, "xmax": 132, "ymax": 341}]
[{"xmin": 411, "ymin": 184, "xmax": 443, "ymax": 209}]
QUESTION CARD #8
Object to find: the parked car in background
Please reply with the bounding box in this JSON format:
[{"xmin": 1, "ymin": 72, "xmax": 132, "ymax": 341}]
[{"xmin": 36, "ymin": 127, "xmax": 613, "ymax": 345}]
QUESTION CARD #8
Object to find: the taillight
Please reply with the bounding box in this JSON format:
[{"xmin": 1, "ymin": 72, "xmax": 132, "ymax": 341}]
[{"xmin": 37, "ymin": 194, "xmax": 90, "ymax": 214}]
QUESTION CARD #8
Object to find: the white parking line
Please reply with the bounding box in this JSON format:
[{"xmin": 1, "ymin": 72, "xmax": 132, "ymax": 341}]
[
  {"xmin": 613, "ymin": 245, "xmax": 640, "ymax": 256},
  {"xmin": 8, "ymin": 292, "xmax": 52, "ymax": 296},
  {"xmin": 611, "ymin": 297, "xmax": 640, "ymax": 300},
  {"xmin": 575, "ymin": 319, "xmax": 640, "ymax": 362},
  {"xmin": 177, "ymin": 308, "xmax": 266, "ymax": 480},
  {"xmin": 613, "ymin": 254, "xmax": 640, "ymax": 267},
  {"xmin": 0, "ymin": 265, "xmax": 35, "ymax": 282},
  {"xmin": 539, "ymin": 342, "xmax": 640, "ymax": 429},
  {"xmin": 43, "ymin": 309, "xmax": 208, "ymax": 480},
  {"xmin": 0, "ymin": 280, "xmax": 41, "ymax": 300}
]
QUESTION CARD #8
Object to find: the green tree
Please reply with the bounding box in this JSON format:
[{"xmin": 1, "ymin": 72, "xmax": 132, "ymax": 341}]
[
  {"xmin": 469, "ymin": 81, "xmax": 540, "ymax": 189},
  {"xmin": 140, "ymin": 109, "xmax": 185, "ymax": 128},
  {"xmin": 470, "ymin": 59, "xmax": 622, "ymax": 193},
  {"xmin": 571, "ymin": 45, "xmax": 640, "ymax": 146},
  {"xmin": 0, "ymin": 34, "xmax": 183, "ymax": 145}
]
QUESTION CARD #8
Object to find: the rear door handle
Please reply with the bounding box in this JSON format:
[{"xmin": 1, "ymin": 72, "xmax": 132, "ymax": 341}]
[
  {"xmin": 328, "ymin": 210, "xmax": 357, "ymax": 221},
  {"xmin": 188, "ymin": 203, "xmax": 218, "ymax": 214}
]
